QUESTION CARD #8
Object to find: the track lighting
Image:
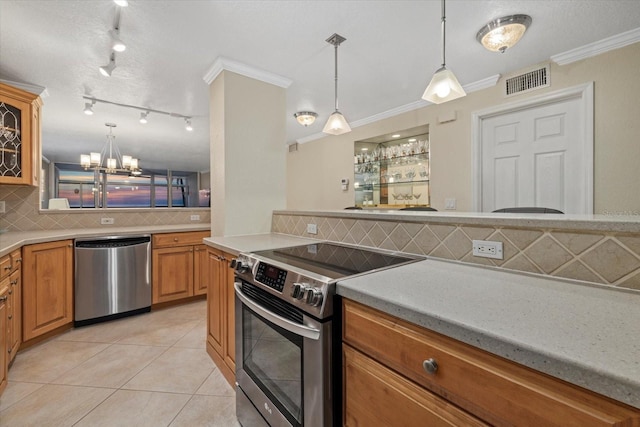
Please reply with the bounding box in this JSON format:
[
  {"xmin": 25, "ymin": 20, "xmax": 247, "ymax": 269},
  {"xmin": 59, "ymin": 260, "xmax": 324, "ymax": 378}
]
[
  {"xmin": 185, "ymin": 118, "xmax": 193, "ymax": 132},
  {"xmin": 84, "ymin": 100, "xmax": 96, "ymax": 115},
  {"xmin": 110, "ymin": 29, "xmax": 126, "ymax": 52},
  {"xmin": 139, "ymin": 111, "xmax": 148, "ymax": 124},
  {"xmin": 99, "ymin": 53, "xmax": 116, "ymax": 77}
]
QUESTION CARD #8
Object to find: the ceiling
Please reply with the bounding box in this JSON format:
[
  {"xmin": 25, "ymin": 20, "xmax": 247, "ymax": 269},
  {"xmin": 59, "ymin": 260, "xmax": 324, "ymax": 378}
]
[{"xmin": 1, "ymin": 1, "xmax": 639, "ymax": 173}]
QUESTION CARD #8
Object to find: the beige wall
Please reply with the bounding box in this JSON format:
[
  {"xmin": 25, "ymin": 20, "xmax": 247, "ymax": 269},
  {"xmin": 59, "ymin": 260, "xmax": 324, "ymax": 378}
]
[
  {"xmin": 287, "ymin": 42, "xmax": 640, "ymax": 214},
  {"xmin": 210, "ymin": 71, "xmax": 287, "ymax": 236}
]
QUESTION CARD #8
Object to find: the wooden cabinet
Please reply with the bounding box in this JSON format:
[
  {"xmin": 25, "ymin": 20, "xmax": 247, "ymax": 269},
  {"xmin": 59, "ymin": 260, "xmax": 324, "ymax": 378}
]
[
  {"xmin": 151, "ymin": 231, "xmax": 210, "ymax": 303},
  {"xmin": 0, "ymin": 82, "xmax": 42, "ymax": 186},
  {"xmin": 6, "ymin": 250, "xmax": 22, "ymax": 362},
  {"xmin": 206, "ymin": 247, "xmax": 236, "ymax": 386},
  {"xmin": 22, "ymin": 240, "xmax": 73, "ymax": 342},
  {"xmin": 343, "ymin": 299, "xmax": 640, "ymax": 427},
  {"xmin": 0, "ymin": 282, "xmax": 8, "ymax": 395}
]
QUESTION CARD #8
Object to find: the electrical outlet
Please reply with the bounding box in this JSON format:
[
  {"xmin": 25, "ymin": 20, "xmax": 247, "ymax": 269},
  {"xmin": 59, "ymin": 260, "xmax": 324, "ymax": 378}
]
[
  {"xmin": 306, "ymin": 223, "xmax": 318, "ymax": 235},
  {"xmin": 190, "ymin": 214, "xmax": 200, "ymax": 221},
  {"xmin": 472, "ymin": 240, "xmax": 503, "ymax": 259},
  {"xmin": 0, "ymin": 201, "xmax": 5, "ymax": 214},
  {"xmin": 101, "ymin": 217, "xmax": 115, "ymax": 225}
]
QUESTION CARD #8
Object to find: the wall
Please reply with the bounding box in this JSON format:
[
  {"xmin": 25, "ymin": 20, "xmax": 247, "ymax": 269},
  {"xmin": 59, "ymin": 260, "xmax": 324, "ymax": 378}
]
[
  {"xmin": 286, "ymin": 42, "xmax": 640, "ymax": 214},
  {"xmin": 0, "ymin": 185, "xmax": 210, "ymax": 231},
  {"xmin": 272, "ymin": 211, "xmax": 640, "ymax": 292}
]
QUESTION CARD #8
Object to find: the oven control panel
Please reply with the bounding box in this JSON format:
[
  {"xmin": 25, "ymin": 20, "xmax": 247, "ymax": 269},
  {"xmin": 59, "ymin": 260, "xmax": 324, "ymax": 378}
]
[{"xmin": 255, "ymin": 262, "xmax": 288, "ymax": 292}]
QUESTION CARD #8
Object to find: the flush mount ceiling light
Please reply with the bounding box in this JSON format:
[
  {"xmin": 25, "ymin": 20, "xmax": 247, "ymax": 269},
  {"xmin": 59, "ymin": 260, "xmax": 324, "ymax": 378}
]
[
  {"xmin": 422, "ymin": 0, "xmax": 466, "ymax": 104},
  {"xmin": 99, "ymin": 53, "xmax": 116, "ymax": 77},
  {"xmin": 323, "ymin": 33, "xmax": 351, "ymax": 136},
  {"xmin": 139, "ymin": 111, "xmax": 148, "ymax": 124},
  {"xmin": 476, "ymin": 14, "xmax": 532, "ymax": 53},
  {"xmin": 294, "ymin": 111, "xmax": 318, "ymax": 127},
  {"xmin": 83, "ymin": 100, "xmax": 96, "ymax": 115}
]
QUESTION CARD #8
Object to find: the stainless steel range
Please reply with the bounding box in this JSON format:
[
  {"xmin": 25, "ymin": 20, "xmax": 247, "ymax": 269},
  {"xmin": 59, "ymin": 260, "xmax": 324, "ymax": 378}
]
[{"xmin": 232, "ymin": 242, "xmax": 422, "ymax": 427}]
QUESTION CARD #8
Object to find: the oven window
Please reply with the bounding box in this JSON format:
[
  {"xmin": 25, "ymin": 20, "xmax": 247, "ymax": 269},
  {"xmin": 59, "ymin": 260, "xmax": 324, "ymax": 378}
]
[{"xmin": 242, "ymin": 306, "xmax": 303, "ymax": 426}]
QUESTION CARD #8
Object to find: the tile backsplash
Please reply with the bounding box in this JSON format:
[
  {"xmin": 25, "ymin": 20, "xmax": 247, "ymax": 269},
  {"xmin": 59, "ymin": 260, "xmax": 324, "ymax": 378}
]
[
  {"xmin": 272, "ymin": 212, "xmax": 640, "ymax": 291},
  {"xmin": 0, "ymin": 185, "xmax": 210, "ymax": 231}
]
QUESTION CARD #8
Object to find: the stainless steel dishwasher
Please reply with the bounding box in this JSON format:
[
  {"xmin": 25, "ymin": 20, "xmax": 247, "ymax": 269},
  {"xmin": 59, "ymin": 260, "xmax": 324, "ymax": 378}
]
[{"xmin": 74, "ymin": 235, "xmax": 151, "ymax": 326}]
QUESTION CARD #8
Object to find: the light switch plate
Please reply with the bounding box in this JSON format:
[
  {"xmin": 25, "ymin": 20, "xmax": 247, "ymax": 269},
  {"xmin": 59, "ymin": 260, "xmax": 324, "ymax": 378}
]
[{"xmin": 306, "ymin": 223, "xmax": 318, "ymax": 234}]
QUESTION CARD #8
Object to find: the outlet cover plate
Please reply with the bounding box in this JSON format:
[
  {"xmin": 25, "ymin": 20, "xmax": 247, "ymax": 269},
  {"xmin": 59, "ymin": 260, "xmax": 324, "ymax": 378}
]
[
  {"xmin": 190, "ymin": 214, "xmax": 200, "ymax": 221},
  {"xmin": 472, "ymin": 240, "xmax": 503, "ymax": 259},
  {"xmin": 306, "ymin": 223, "xmax": 318, "ymax": 234},
  {"xmin": 101, "ymin": 217, "xmax": 115, "ymax": 225}
]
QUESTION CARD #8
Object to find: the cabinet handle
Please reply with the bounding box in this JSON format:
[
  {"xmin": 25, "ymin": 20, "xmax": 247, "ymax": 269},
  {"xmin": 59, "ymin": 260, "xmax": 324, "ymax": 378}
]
[
  {"xmin": 4, "ymin": 265, "xmax": 11, "ymax": 271},
  {"xmin": 8, "ymin": 289, "xmax": 12, "ymax": 295},
  {"xmin": 8, "ymin": 314, "xmax": 11, "ymax": 319},
  {"xmin": 16, "ymin": 258, "xmax": 22, "ymax": 263},
  {"xmin": 422, "ymin": 358, "xmax": 439, "ymax": 375},
  {"xmin": 8, "ymin": 348, "xmax": 11, "ymax": 354},
  {"xmin": 11, "ymin": 279, "xmax": 17, "ymax": 285},
  {"xmin": 174, "ymin": 238, "xmax": 179, "ymax": 242},
  {"xmin": 0, "ymin": 296, "xmax": 7, "ymax": 302}
]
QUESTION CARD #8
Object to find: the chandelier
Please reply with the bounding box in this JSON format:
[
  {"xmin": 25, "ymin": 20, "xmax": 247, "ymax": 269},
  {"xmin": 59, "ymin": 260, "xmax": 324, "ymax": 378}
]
[{"xmin": 80, "ymin": 122, "xmax": 141, "ymax": 175}]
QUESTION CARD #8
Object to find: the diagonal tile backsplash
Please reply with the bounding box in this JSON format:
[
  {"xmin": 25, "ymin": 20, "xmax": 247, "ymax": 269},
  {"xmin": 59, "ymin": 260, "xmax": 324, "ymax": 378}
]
[{"xmin": 272, "ymin": 212, "xmax": 640, "ymax": 292}]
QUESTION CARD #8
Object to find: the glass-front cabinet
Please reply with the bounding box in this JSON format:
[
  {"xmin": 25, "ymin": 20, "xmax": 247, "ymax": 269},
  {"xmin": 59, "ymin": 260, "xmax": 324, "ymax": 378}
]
[
  {"xmin": 354, "ymin": 125, "xmax": 430, "ymax": 208},
  {"xmin": 0, "ymin": 82, "xmax": 42, "ymax": 186}
]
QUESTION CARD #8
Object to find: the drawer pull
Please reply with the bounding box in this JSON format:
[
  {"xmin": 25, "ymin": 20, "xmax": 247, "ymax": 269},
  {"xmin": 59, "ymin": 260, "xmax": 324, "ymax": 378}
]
[
  {"xmin": 4, "ymin": 265, "xmax": 11, "ymax": 270},
  {"xmin": 422, "ymin": 358, "xmax": 439, "ymax": 375},
  {"xmin": 174, "ymin": 238, "xmax": 179, "ymax": 242},
  {"xmin": 0, "ymin": 296, "xmax": 7, "ymax": 302}
]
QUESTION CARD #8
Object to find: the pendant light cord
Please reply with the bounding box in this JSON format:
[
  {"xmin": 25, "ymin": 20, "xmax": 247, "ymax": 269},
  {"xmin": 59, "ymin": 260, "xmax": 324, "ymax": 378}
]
[{"xmin": 441, "ymin": 0, "xmax": 446, "ymax": 68}]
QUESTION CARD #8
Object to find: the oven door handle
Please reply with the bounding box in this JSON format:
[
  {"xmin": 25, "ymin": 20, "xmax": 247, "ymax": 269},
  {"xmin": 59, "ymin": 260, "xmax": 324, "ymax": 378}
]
[{"xmin": 234, "ymin": 282, "xmax": 321, "ymax": 340}]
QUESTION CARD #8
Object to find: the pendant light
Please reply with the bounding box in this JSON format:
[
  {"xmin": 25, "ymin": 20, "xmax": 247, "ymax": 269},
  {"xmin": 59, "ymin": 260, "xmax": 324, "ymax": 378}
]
[
  {"xmin": 323, "ymin": 33, "xmax": 351, "ymax": 135},
  {"xmin": 422, "ymin": 0, "xmax": 466, "ymax": 104}
]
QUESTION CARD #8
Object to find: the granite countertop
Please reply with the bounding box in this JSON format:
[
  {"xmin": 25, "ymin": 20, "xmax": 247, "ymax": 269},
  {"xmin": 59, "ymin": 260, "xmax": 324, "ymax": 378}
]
[
  {"xmin": 337, "ymin": 258, "xmax": 640, "ymax": 409},
  {"xmin": 0, "ymin": 224, "xmax": 209, "ymax": 257},
  {"xmin": 203, "ymin": 233, "xmax": 320, "ymax": 256}
]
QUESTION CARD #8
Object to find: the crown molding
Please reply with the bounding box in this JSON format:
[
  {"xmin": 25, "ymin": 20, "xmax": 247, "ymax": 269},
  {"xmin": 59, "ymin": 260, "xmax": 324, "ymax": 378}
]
[
  {"xmin": 202, "ymin": 56, "xmax": 292, "ymax": 88},
  {"xmin": 551, "ymin": 26, "xmax": 640, "ymax": 66},
  {"xmin": 295, "ymin": 74, "xmax": 501, "ymax": 145},
  {"xmin": 0, "ymin": 79, "xmax": 49, "ymax": 98}
]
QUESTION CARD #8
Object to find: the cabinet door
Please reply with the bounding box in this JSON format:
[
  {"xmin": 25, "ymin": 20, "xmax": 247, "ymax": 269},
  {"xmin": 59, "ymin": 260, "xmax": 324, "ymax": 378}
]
[
  {"xmin": 193, "ymin": 244, "xmax": 209, "ymax": 296},
  {"xmin": 22, "ymin": 240, "xmax": 73, "ymax": 341},
  {"xmin": 207, "ymin": 249, "xmax": 224, "ymax": 355},
  {"xmin": 343, "ymin": 344, "xmax": 487, "ymax": 427},
  {"xmin": 8, "ymin": 269, "xmax": 21, "ymax": 362},
  {"xmin": 152, "ymin": 246, "xmax": 194, "ymax": 303},
  {"xmin": 222, "ymin": 252, "xmax": 235, "ymax": 370},
  {"xmin": 0, "ymin": 284, "xmax": 7, "ymax": 395}
]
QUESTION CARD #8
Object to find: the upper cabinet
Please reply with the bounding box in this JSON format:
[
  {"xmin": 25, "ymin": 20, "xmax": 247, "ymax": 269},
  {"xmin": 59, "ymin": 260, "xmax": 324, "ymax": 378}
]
[
  {"xmin": 0, "ymin": 82, "xmax": 42, "ymax": 186},
  {"xmin": 354, "ymin": 125, "xmax": 430, "ymax": 209}
]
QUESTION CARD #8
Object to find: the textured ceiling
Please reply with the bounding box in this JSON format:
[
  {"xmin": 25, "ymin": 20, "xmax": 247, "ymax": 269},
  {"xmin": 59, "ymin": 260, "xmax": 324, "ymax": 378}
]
[{"xmin": 1, "ymin": 0, "xmax": 639, "ymax": 173}]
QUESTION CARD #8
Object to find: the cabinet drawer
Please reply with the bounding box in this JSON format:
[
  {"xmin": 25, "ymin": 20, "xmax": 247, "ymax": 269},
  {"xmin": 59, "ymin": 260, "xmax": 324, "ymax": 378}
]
[
  {"xmin": 153, "ymin": 231, "xmax": 210, "ymax": 248},
  {"xmin": 343, "ymin": 300, "xmax": 640, "ymax": 427},
  {"xmin": 0, "ymin": 256, "xmax": 11, "ymax": 280},
  {"xmin": 344, "ymin": 344, "xmax": 487, "ymax": 427}
]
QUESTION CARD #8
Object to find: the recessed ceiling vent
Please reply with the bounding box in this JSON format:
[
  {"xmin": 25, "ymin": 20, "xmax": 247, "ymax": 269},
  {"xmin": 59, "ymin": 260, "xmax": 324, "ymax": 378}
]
[{"xmin": 504, "ymin": 64, "xmax": 550, "ymax": 97}]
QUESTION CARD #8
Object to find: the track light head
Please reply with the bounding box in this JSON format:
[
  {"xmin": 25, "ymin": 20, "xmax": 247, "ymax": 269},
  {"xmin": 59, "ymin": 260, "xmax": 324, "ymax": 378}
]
[
  {"xmin": 185, "ymin": 118, "xmax": 193, "ymax": 132},
  {"xmin": 83, "ymin": 101, "xmax": 95, "ymax": 115},
  {"xmin": 139, "ymin": 111, "xmax": 148, "ymax": 124},
  {"xmin": 110, "ymin": 29, "xmax": 126, "ymax": 52},
  {"xmin": 99, "ymin": 55, "xmax": 116, "ymax": 77}
]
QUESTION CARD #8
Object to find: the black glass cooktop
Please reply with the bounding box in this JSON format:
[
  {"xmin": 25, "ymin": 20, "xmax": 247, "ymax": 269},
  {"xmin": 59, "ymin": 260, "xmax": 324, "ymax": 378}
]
[{"xmin": 252, "ymin": 242, "xmax": 419, "ymax": 281}]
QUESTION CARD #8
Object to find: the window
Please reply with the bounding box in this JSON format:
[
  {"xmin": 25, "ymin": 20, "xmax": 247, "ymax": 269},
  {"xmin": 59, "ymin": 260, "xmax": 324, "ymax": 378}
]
[{"xmin": 51, "ymin": 163, "xmax": 208, "ymax": 209}]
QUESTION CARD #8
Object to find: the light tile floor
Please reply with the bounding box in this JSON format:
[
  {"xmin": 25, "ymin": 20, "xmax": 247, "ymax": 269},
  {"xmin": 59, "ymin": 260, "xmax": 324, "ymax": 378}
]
[{"xmin": 0, "ymin": 300, "xmax": 241, "ymax": 426}]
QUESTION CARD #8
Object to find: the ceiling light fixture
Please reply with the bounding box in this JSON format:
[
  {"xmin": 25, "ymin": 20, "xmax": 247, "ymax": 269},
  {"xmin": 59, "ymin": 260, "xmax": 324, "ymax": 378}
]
[
  {"xmin": 476, "ymin": 14, "xmax": 532, "ymax": 53},
  {"xmin": 82, "ymin": 96, "xmax": 193, "ymax": 131},
  {"xmin": 113, "ymin": 0, "xmax": 128, "ymax": 6},
  {"xmin": 83, "ymin": 100, "xmax": 96, "ymax": 115},
  {"xmin": 323, "ymin": 33, "xmax": 351, "ymax": 135},
  {"xmin": 422, "ymin": 0, "xmax": 466, "ymax": 104},
  {"xmin": 294, "ymin": 111, "xmax": 318, "ymax": 127},
  {"xmin": 81, "ymin": 123, "xmax": 141, "ymax": 175},
  {"xmin": 110, "ymin": 29, "xmax": 126, "ymax": 52},
  {"xmin": 99, "ymin": 53, "xmax": 116, "ymax": 77},
  {"xmin": 185, "ymin": 118, "xmax": 193, "ymax": 132}
]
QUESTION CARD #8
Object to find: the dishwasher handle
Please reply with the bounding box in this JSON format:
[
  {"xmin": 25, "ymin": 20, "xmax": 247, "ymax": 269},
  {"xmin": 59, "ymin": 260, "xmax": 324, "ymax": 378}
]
[{"xmin": 75, "ymin": 235, "xmax": 151, "ymax": 249}]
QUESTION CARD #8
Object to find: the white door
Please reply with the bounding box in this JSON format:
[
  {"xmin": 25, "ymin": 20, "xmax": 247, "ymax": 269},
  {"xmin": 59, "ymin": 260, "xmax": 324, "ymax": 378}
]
[{"xmin": 473, "ymin": 83, "xmax": 593, "ymax": 214}]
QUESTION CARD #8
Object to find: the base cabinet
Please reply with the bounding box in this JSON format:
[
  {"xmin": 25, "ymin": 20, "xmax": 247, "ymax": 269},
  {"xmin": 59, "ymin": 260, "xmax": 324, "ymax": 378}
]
[
  {"xmin": 152, "ymin": 232, "xmax": 210, "ymax": 304},
  {"xmin": 0, "ymin": 283, "xmax": 8, "ymax": 395},
  {"xmin": 343, "ymin": 299, "xmax": 640, "ymax": 427},
  {"xmin": 7, "ymin": 250, "xmax": 22, "ymax": 362},
  {"xmin": 206, "ymin": 247, "xmax": 236, "ymax": 386},
  {"xmin": 22, "ymin": 240, "xmax": 73, "ymax": 342}
]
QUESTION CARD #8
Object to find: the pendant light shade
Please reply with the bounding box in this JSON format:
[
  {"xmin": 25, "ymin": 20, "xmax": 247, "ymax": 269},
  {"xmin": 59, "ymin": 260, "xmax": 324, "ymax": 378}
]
[
  {"xmin": 422, "ymin": 0, "xmax": 466, "ymax": 104},
  {"xmin": 323, "ymin": 111, "xmax": 351, "ymax": 135},
  {"xmin": 323, "ymin": 33, "xmax": 351, "ymax": 136}
]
